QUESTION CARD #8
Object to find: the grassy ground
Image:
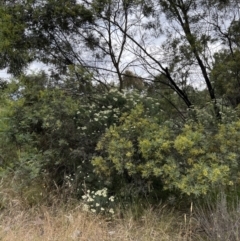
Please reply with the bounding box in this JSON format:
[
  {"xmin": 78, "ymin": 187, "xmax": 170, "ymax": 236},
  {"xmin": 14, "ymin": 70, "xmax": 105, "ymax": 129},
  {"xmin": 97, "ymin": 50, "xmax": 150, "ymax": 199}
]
[
  {"xmin": 1, "ymin": 183, "xmax": 240, "ymax": 241},
  {"xmin": 0, "ymin": 202, "xmax": 197, "ymax": 241}
]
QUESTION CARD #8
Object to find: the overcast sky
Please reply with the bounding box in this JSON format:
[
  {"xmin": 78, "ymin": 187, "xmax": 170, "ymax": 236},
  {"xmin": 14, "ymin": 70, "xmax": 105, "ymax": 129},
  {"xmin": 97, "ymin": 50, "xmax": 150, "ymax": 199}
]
[
  {"xmin": 0, "ymin": 69, "xmax": 10, "ymax": 80},
  {"xmin": 0, "ymin": 62, "xmax": 50, "ymax": 81}
]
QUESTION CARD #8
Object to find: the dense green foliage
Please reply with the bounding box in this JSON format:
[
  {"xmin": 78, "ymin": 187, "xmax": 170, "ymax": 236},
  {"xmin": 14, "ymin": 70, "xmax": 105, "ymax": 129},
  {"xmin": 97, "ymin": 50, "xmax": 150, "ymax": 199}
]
[
  {"xmin": 93, "ymin": 104, "xmax": 240, "ymax": 196},
  {"xmin": 0, "ymin": 0, "xmax": 240, "ymax": 205}
]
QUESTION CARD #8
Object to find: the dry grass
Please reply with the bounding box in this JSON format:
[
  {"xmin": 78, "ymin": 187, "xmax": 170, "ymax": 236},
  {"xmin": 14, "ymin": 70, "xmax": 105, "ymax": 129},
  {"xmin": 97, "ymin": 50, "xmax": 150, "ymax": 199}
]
[
  {"xmin": 194, "ymin": 193, "xmax": 240, "ymax": 241},
  {"xmin": 0, "ymin": 180, "xmax": 210, "ymax": 241},
  {"xmin": 0, "ymin": 199, "xmax": 201, "ymax": 241}
]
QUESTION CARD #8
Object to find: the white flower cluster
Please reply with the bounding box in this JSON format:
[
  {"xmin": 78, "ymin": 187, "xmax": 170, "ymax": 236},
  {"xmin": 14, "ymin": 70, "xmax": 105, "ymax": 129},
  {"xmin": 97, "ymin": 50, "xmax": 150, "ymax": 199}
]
[
  {"xmin": 64, "ymin": 173, "xmax": 75, "ymax": 188},
  {"xmin": 81, "ymin": 188, "xmax": 115, "ymax": 215},
  {"xmin": 75, "ymin": 89, "xmax": 163, "ymax": 135}
]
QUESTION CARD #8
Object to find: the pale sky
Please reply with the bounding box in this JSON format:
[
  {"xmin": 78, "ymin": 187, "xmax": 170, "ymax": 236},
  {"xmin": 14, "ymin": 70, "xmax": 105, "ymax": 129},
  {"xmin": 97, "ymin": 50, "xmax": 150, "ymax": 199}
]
[
  {"xmin": 0, "ymin": 62, "xmax": 49, "ymax": 81},
  {"xmin": 0, "ymin": 69, "xmax": 11, "ymax": 80}
]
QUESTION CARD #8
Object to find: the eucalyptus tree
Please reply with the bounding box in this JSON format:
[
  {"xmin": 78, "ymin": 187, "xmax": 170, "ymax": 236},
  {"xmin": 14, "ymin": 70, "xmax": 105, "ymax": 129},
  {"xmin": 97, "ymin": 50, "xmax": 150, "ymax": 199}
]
[
  {"xmin": 0, "ymin": 0, "xmax": 239, "ymax": 116},
  {"xmin": 89, "ymin": 0, "xmax": 240, "ymax": 115},
  {"xmin": 0, "ymin": 0, "xmax": 95, "ymax": 82}
]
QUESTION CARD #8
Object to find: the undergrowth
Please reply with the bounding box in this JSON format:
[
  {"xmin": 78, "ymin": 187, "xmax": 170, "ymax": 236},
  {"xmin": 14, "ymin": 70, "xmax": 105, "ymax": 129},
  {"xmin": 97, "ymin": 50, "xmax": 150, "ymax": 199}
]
[{"xmin": 0, "ymin": 179, "xmax": 240, "ymax": 241}]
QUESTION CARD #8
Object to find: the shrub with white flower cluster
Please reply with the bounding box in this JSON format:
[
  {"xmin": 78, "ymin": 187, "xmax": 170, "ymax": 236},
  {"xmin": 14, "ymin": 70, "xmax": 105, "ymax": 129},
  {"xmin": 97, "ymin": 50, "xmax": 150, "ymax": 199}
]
[
  {"xmin": 62, "ymin": 89, "xmax": 164, "ymax": 199},
  {"xmin": 81, "ymin": 187, "xmax": 115, "ymax": 215}
]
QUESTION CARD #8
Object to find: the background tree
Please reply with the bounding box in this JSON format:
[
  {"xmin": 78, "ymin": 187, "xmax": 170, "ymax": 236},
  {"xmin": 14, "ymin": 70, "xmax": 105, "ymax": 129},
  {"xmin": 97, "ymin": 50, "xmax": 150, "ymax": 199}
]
[
  {"xmin": 211, "ymin": 49, "xmax": 240, "ymax": 107},
  {"xmin": 1, "ymin": 0, "xmax": 240, "ymax": 203},
  {"xmin": 122, "ymin": 70, "xmax": 145, "ymax": 90},
  {"xmin": 1, "ymin": 0, "xmax": 239, "ymax": 116}
]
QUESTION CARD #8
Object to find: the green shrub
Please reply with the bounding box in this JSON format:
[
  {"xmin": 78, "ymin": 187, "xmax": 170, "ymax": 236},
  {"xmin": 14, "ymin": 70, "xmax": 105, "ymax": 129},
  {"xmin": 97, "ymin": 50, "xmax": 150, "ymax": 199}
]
[{"xmin": 92, "ymin": 104, "xmax": 240, "ymax": 198}]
